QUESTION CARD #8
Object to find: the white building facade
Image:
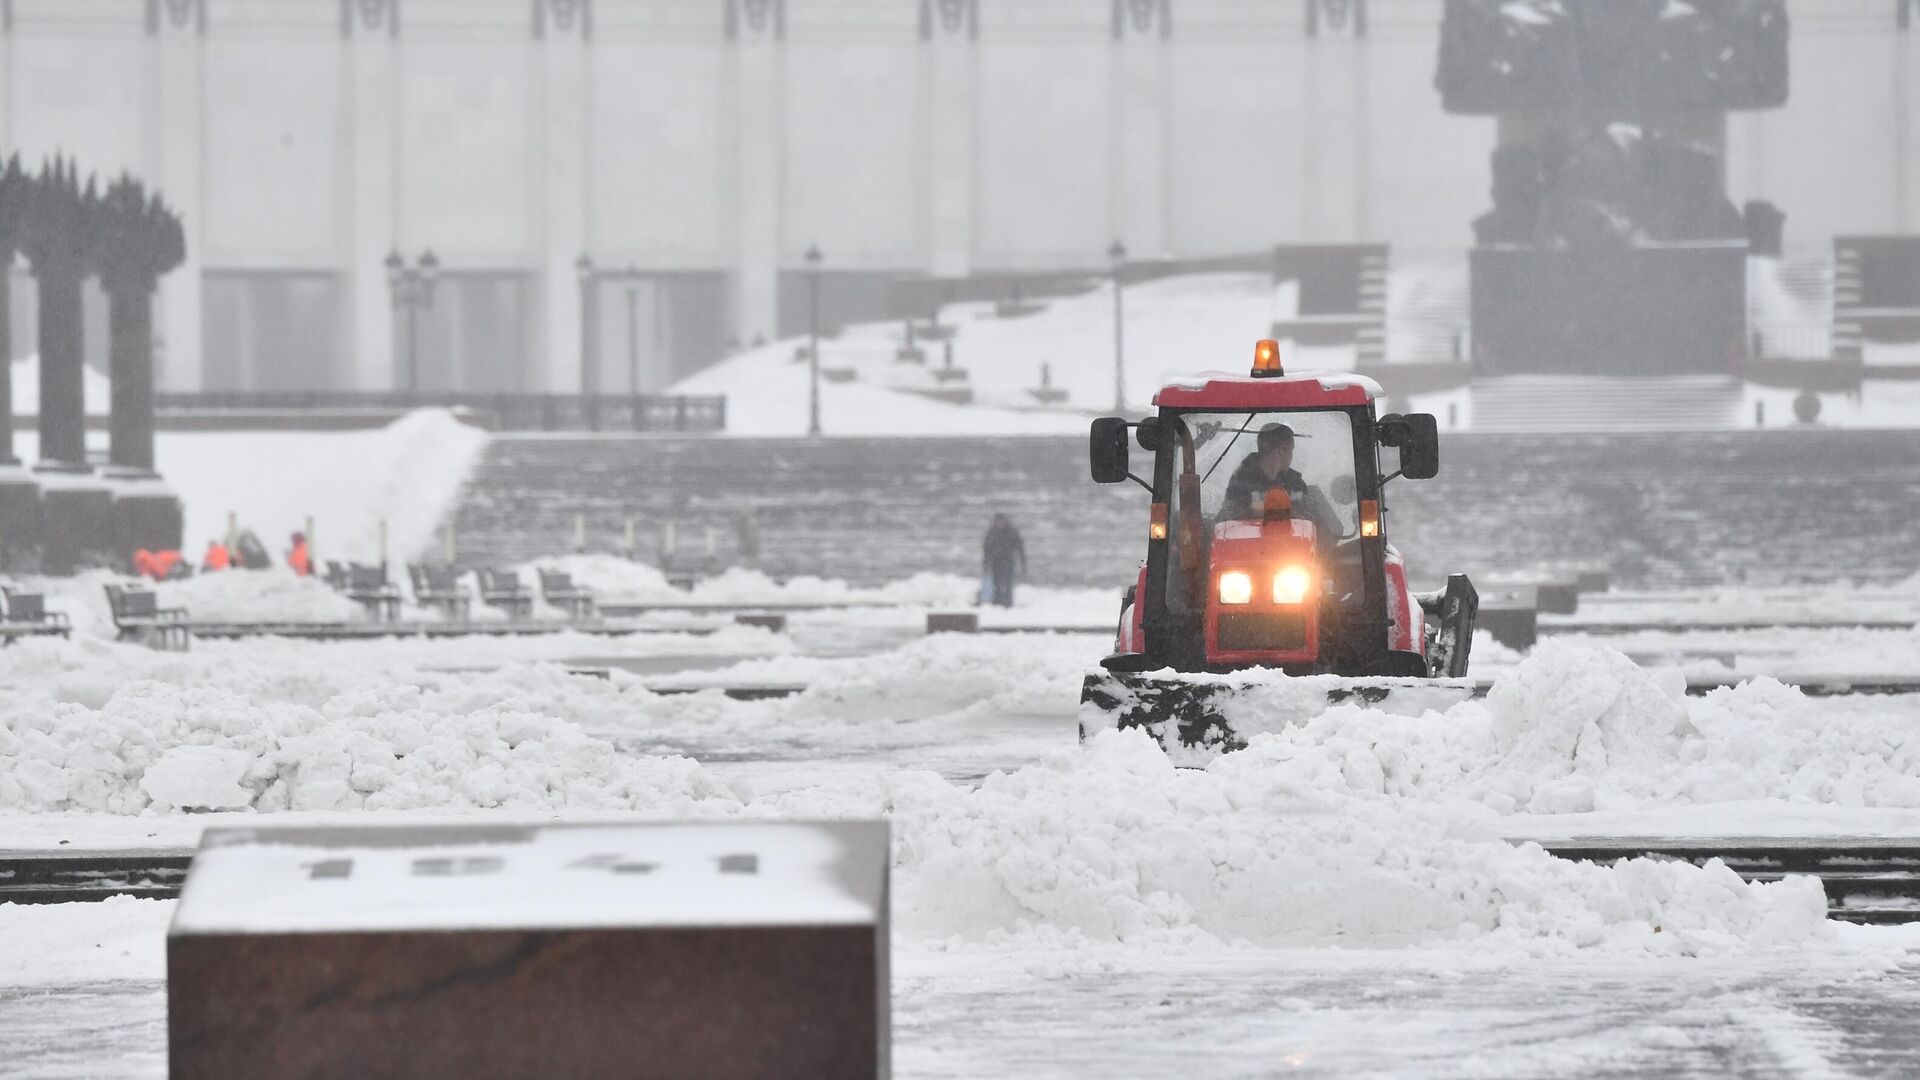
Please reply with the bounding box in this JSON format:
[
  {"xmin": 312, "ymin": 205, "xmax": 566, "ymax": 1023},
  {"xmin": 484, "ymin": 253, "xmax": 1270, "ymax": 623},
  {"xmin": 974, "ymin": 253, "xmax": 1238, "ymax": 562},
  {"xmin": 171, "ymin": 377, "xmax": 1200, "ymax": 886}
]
[{"xmin": 1, "ymin": 0, "xmax": 1912, "ymax": 393}]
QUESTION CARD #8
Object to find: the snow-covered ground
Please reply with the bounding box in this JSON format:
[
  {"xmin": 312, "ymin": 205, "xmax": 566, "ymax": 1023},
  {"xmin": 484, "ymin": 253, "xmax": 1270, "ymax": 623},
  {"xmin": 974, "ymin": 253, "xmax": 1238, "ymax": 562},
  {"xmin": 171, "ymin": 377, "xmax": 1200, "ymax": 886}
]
[
  {"xmin": 7, "ymin": 356, "xmax": 112, "ymax": 418},
  {"xmin": 6, "ymin": 570, "xmax": 1920, "ymax": 1075},
  {"xmin": 670, "ymin": 274, "xmax": 1282, "ymax": 435},
  {"xmin": 664, "ymin": 271, "xmax": 1920, "ymax": 436},
  {"xmin": 8, "ymin": 906, "xmax": 1918, "ymax": 1077}
]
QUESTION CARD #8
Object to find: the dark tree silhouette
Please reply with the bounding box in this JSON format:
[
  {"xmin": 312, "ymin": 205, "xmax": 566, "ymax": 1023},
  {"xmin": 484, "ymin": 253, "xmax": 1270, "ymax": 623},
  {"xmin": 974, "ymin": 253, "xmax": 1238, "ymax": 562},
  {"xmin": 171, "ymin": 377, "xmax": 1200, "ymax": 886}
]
[
  {"xmin": 20, "ymin": 157, "xmax": 103, "ymax": 466},
  {"xmin": 0, "ymin": 156, "xmax": 26, "ymax": 466},
  {"xmin": 97, "ymin": 175, "xmax": 185, "ymax": 471}
]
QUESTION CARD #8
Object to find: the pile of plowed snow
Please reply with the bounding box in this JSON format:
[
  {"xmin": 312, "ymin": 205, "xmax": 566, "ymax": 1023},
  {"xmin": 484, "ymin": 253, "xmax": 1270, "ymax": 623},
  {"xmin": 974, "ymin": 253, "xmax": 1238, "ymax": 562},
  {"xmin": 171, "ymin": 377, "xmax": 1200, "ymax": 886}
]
[
  {"xmin": 645, "ymin": 632, "xmax": 1089, "ymax": 726},
  {"xmin": 520, "ymin": 554, "xmax": 1111, "ymax": 618},
  {"xmin": 0, "ymin": 633, "xmax": 777, "ymax": 813},
  {"xmin": 886, "ymin": 733, "xmax": 1828, "ymax": 954},
  {"xmin": 1186, "ymin": 640, "xmax": 1920, "ymax": 814},
  {"xmin": 2, "ymin": 634, "xmax": 1904, "ymax": 952},
  {"xmin": 8, "ymin": 635, "xmax": 1918, "ymax": 819}
]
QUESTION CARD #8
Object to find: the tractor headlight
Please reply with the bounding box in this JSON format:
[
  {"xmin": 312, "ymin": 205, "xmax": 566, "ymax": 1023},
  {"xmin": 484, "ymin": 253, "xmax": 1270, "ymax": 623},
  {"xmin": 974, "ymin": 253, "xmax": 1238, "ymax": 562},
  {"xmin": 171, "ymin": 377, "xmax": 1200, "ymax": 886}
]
[
  {"xmin": 1272, "ymin": 566, "xmax": 1312, "ymax": 605},
  {"xmin": 1218, "ymin": 571, "xmax": 1253, "ymax": 605}
]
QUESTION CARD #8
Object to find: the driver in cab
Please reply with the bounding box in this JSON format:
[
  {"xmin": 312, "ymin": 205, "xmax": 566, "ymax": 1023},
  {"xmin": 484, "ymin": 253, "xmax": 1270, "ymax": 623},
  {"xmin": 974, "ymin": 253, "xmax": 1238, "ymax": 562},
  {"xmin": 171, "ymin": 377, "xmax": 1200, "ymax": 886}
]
[{"xmin": 1220, "ymin": 423, "xmax": 1342, "ymax": 543}]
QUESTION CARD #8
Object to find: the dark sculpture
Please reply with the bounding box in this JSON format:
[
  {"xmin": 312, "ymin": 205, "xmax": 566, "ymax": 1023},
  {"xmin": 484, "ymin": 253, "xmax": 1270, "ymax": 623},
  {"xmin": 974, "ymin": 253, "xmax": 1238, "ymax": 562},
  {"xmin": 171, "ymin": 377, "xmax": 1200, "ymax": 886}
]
[
  {"xmin": 98, "ymin": 175, "xmax": 186, "ymax": 472},
  {"xmin": 1474, "ymin": 125, "xmax": 1745, "ymax": 249},
  {"xmin": 1438, "ymin": 0, "xmax": 1789, "ymax": 114},
  {"xmin": 20, "ymin": 158, "xmax": 99, "ymax": 466},
  {"xmin": 1443, "ymin": 0, "xmax": 1788, "ymax": 378},
  {"xmin": 0, "ymin": 156, "xmax": 26, "ymax": 467},
  {"xmin": 0, "ymin": 156, "xmax": 186, "ymax": 573}
]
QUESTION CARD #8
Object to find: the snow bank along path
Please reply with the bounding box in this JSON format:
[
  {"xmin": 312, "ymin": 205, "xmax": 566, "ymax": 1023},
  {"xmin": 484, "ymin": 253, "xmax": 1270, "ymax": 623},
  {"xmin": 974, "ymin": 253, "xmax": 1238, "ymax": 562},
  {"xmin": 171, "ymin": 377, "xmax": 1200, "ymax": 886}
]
[
  {"xmin": 8, "ymin": 630, "xmax": 1910, "ymax": 954},
  {"xmin": 13, "ymin": 409, "xmax": 489, "ymax": 567},
  {"xmin": 160, "ymin": 409, "xmax": 489, "ymax": 565}
]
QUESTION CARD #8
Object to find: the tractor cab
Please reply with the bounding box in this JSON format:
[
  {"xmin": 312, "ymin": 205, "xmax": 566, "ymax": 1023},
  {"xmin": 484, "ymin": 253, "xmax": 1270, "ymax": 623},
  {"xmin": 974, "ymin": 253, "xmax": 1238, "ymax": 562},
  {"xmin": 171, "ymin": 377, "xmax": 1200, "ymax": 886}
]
[{"xmin": 1083, "ymin": 342, "xmax": 1477, "ymax": 754}]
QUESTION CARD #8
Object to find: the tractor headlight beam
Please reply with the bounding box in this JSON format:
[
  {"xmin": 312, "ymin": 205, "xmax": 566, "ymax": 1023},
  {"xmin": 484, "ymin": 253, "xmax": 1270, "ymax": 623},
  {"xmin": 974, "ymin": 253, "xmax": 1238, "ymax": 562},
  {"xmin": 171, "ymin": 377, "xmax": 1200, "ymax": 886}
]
[{"xmin": 1272, "ymin": 566, "xmax": 1312, "ymax": 605}]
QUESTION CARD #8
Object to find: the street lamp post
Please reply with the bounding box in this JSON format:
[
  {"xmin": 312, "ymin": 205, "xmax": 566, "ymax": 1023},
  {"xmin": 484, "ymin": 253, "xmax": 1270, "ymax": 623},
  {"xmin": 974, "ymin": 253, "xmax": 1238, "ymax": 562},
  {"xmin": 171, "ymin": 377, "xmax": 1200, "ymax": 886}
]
[
  {"xmin": 576, "ymin": 253, "xmax": 596, "ymax": 428},
  {"xmin": 576, "ymin": 253, "xmax": 596, "ymax": 393},
  {"xmin": 625, "ymin": 266, "xmax": 641, "ymax": 397},
  {"xmin": 385, "ymin": 248, "xmax": 439, "ymax": 396},
  {"xmin": 805, "ymin": 244, "xmax": 823, "ymax": 437},
  {"xmin": 1108, "ymin": 240, "xmax": 1128, "ymax": 413}
]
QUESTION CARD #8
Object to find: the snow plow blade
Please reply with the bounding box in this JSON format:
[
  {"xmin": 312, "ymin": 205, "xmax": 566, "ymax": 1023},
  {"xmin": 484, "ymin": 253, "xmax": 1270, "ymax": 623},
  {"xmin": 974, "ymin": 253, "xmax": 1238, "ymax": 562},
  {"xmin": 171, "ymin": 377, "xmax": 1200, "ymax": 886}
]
[{"xmin": 1079, "ymin": 669, "xmax": 1475, "ymax": 766}]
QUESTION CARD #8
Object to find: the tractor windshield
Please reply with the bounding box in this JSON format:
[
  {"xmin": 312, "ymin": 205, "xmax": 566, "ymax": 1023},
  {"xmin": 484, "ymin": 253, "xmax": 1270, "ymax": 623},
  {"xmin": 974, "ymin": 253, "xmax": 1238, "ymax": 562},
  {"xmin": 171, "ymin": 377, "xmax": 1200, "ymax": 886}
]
[
  {"xmin": 1162, "ymin": 408, "xmax": 1361, "ymax": 617},
  {"xmin": 1183, "ymin": 409, "xmax": 1359, "ymax": 533}
]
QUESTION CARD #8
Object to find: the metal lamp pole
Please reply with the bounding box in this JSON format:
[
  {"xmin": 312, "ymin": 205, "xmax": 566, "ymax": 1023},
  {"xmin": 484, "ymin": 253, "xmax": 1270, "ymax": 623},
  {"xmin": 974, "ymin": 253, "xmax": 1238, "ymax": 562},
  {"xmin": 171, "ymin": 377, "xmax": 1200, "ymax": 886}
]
[
  {"xmin": 805, "ymin": 244, "xmax": 823, "ymax": 437},
  {"xmin": 576, "ymin": 253, "xmax": 595, "ymax": 399},
  {"xmin": 1109, "ymin": 240, "xmax": 1127, "ymax": 413},
  {"xmin": 625, "ymin": 265, "xmax": 641, "ymax": 395},
  {"xmin": 385, "ymin": 248, "xmax": 439, "ymax": 396}
]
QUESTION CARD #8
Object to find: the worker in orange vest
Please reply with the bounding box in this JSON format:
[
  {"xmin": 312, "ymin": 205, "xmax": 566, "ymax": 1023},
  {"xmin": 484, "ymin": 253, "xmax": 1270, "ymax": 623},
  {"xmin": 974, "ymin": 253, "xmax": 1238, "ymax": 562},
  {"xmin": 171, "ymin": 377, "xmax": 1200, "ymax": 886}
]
[
  {"xmin": 287, "ymin": 532, "xmax": 311, "ymax": 577},
  {"xmin": 134, "ymin": 548, "xmax": 182, "ymax": 581},
  {"xmin": 202, "ymin": 540, "xmax": 231, "ymax": 572},
  {"xmin": 151, "ymin": 549, "xmax": 182, "ymax": 580}
]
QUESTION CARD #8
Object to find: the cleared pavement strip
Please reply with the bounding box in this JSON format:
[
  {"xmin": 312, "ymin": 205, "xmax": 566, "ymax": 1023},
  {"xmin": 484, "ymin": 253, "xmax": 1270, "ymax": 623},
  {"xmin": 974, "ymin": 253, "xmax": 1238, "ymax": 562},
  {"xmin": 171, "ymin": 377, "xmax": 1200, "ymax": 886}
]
[
  {"xmin": 14, "ymin": 838, "xmax": 1920, "ymax": 922},
  {"xmin": 630, "ymin": 672, "xmax": 1920, "ymax": 700},
  {"xmin": 1542, "ymin": 618, "xmax": 1918, "ymax": 635},
  {"xmin": 642, "ymin": 682, "xmax": 807, "ymax": 700},
  {"xmin": 1529, "ymin": 837, "xmax": 1920, "ymax": 925},
  {"xmin": 0, "ymin": 849, "xmax": 192, "ymax": 904},
  {"xmin": 183, "ymin": 617, "xmax": 782, "ymax": 641}
]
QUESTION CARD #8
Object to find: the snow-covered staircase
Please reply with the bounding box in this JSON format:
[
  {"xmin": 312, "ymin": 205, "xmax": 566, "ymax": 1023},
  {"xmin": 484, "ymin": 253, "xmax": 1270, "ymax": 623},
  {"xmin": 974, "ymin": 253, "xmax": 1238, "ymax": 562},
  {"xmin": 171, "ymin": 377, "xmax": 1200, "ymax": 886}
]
[
  {"xmin": 1387, "ymin": 260, "xmax": 1471, "ymax": 364},
  {"xmin": 447, "ymin": 430, "xmax": 1920, "ymax": 590}
]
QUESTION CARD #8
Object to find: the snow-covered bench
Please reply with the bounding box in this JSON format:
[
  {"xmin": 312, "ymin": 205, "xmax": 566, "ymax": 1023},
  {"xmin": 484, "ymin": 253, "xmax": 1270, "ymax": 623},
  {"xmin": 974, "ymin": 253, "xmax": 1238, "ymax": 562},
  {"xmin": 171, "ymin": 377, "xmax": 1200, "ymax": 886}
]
[
  {"xmin": 0, "ymin": 586, "xmax": 71, "ymax": 643},
  {"xmin": 344, "ymin": 564, "xmax": 402, "ymax": 623},
  {"xmin": 407, "ymin": 564, "xmax": 471, "ymax": 620},
  {"xmin": 324, "ymin": 561, "xmax": 402, "ymax": 622},
  {"xmin": 477, "ymin": 568, "xmax": 533, "ymax": 618},
  {"xmin": 537, "ymin": 569, "xmax": 596, "ymax": 619},
  {"xmin": 104, "ymin": 582, "xmax": 189, "ymax": 651}
]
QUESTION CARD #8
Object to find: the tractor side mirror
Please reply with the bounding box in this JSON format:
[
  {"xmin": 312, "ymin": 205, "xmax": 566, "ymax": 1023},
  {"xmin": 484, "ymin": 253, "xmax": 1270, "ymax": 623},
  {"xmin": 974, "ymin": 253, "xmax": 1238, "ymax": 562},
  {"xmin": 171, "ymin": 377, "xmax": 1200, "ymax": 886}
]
[
  {"xmin": 1397, "ymin": 411, "xmax": 1443, "ymax": 478},
  {"xmin": 1089, "ymin": 417, "xmax": 1130, "ymax": 484},
  {"xmin": 1378, "ymin": 413, "xmax": 1440, "ymax": 480},
  {"xmin": 1400, "ymin": 413, "xmax": 1440, "ymax": 479}
]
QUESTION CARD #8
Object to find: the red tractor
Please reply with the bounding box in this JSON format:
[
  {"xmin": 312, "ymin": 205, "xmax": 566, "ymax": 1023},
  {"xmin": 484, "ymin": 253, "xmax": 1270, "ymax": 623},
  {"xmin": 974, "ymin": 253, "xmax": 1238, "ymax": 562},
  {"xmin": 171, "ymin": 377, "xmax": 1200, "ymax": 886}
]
[{"xmin": 1080, "ymin": 340, "xmax": 1479, "ymax": 759}]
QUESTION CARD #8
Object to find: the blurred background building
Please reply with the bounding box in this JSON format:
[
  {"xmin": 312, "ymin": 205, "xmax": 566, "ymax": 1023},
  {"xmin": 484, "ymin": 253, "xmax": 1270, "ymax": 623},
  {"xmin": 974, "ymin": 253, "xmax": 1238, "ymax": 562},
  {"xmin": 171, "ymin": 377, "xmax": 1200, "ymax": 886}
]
[{"xmin": 0, "ymin": 0, "xmax": 1913, "ymax": 395}]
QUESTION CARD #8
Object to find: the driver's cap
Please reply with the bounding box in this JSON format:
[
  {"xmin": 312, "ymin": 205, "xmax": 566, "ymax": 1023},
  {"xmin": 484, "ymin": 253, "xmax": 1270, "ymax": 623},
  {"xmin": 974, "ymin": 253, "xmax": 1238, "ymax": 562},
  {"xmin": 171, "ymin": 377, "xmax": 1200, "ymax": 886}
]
[{"xmin": 1257, "ymin": 423, "xmax": 1309, "ymax": 450}]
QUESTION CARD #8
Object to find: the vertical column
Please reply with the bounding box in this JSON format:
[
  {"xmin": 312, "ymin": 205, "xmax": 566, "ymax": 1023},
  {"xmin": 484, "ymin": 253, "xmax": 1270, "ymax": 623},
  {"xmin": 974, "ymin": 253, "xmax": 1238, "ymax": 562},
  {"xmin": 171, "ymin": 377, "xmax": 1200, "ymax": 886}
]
[
  {"xmin": 152, "ymin": 0, "xmax": 204, "ymax": 391},
  {"xmin": 33, "ymin": 262, "xmax": 84, "ymax": 464},
  {"xmin": 1109, "ymin": 0, "xmax": 1170, "ymax": 257},
  {"xmin": 730, "ymin": 0, "xmax": 783, "ymax": 345},
  {"xmin": 0, "ymin": 2, "xmax": 13, "ymax": 153},
  {"xmin": 536, "ymin": 0, "xmax": 589, "ymax": 392},
  {"xmin": 1900, "ymin": 11, "xmax": 1916, "ymax": 231},
  {"xmin": 921, "ymin": 0, "xmax": 975, "ymax": 278},
  {"xmin": 345, "ymin": 0, "xmax": 398, "ymax": 391},
  {"xmin": 1301, "ymin": 0, "xmax": 1367, "ymax": 241},
  {"xmin": 0, "ymin": 17, "xmax": 13, "ymax": 463},
  {"xmin": 107, "ymin": 289, "xmax": 156, "ymax": 470}
]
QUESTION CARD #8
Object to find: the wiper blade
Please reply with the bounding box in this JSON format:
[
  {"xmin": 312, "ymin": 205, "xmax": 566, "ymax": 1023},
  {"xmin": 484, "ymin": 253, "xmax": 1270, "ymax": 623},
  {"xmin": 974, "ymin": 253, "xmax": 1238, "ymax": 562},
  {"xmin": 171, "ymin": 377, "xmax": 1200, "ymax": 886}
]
[{"xmin": 1200, "ymin": 413, "xmax": 1258, "ymax": 485}]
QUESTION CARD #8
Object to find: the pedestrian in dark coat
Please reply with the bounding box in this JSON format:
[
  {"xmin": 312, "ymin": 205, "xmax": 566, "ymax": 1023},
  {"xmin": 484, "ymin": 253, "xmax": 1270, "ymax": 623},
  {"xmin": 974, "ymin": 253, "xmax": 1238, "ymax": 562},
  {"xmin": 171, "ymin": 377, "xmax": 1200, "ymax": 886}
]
[{"xmin": 982, "ymin": 513, "xmax": 1027, "ymax": 608}]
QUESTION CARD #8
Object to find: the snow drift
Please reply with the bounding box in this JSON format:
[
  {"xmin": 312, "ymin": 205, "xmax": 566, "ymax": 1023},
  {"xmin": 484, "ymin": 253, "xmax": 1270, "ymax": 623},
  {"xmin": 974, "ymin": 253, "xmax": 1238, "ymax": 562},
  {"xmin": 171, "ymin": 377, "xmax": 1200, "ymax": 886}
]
[{"xmin": 3, "ymin": 633, "xmax": 1898, "ymax": 953}]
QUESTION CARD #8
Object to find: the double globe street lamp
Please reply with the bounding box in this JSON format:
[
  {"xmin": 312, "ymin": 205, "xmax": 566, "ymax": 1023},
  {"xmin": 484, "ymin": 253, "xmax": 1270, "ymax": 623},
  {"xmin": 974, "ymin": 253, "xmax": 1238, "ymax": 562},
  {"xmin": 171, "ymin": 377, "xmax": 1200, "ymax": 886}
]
[
  {"xmin": 805, "ymin": 244, "xmax": 823, "ymax": 437},
  {"xmin": 385, "ymin": 249, "xmax": 439, "ymax": 395},
  {"xmin": 576, "ymin": 253, "xmax": 597, "ymax": 408}
]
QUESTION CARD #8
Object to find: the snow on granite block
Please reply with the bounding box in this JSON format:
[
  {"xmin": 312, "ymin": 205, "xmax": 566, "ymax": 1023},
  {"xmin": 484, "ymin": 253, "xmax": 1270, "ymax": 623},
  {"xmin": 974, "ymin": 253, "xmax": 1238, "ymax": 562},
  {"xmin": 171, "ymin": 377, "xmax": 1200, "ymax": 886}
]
[
  {"xmin": 169, "ymin": 820, "xmax": 890, "ymax": 1080},
  {"xmin": 139, "ymin": 747, "xmax": 253, "ymax": 811}
]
